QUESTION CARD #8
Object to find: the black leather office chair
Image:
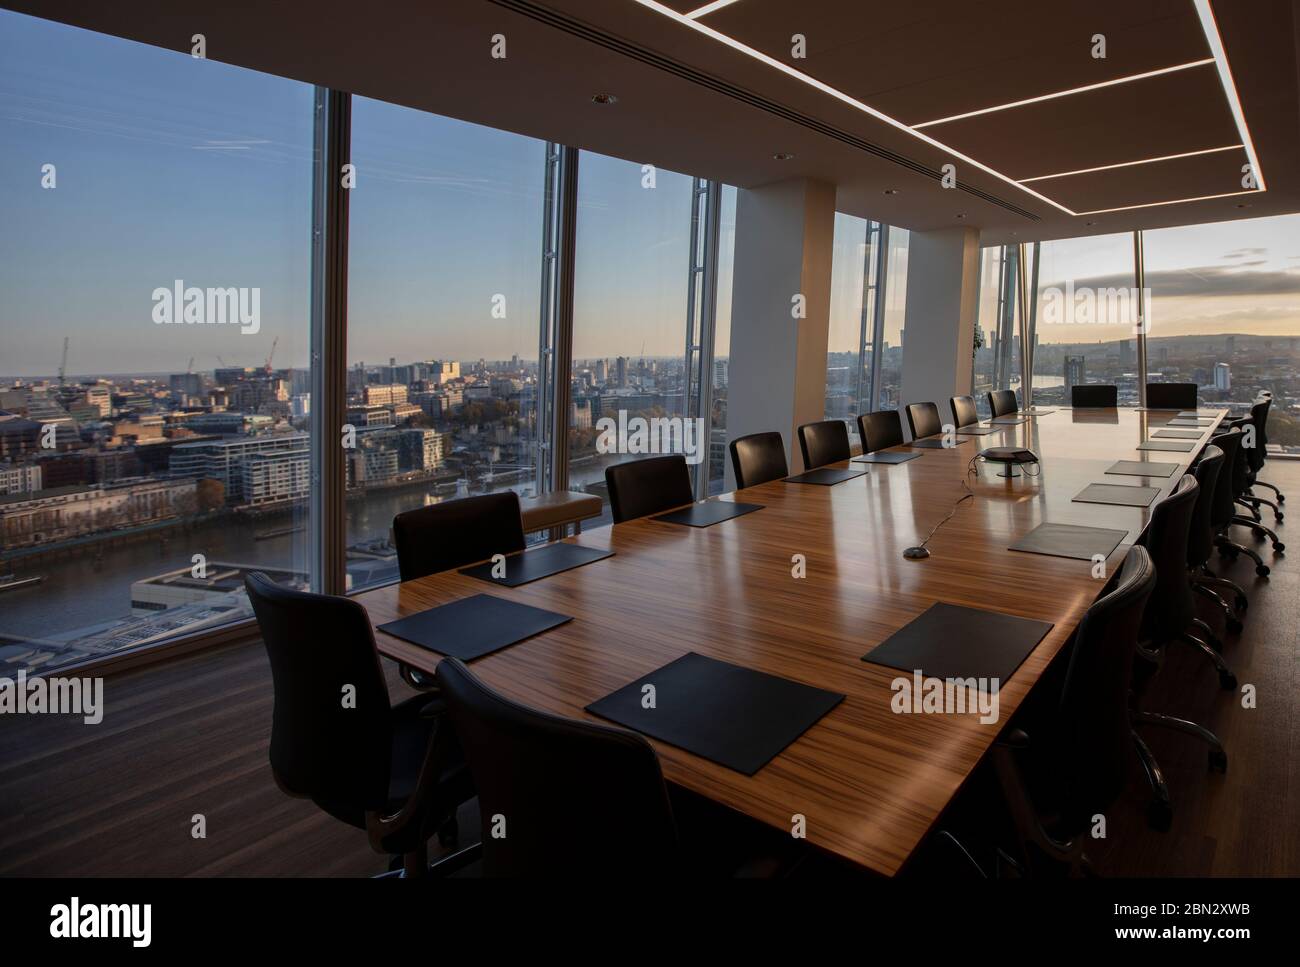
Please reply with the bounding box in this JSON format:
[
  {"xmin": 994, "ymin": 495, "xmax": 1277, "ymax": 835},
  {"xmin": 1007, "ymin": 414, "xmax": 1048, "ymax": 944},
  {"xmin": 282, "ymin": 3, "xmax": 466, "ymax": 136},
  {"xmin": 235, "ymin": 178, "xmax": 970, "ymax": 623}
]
[
  {"xmin": 605, "ymin": 454, "xmax": 693, "ymax": 523},
  {"xmin": 796, "ymin": 419, "xmax": 850, "ymax": 469},
  {"xmin": 1132, "ymin": 476, "xmax": 1230, "ymax": 828},
  {"xmin": 1139, "ymin": 474, "xmax": 1234, "ymax": 687},
  {"xmin": 1145, "ymin": 382, "xmax": 1197, "ymax": 409},
  {"xmin": 729, "ymin": 431, "xmax": 788, "ymax": 489},
  {"xmin": 905, "ymin": 401, "xmax": 942, "ymax": 440},
  {"xmin": 1071, "ymin": 384, "xmax": 1117, "ymax": 408},
  {"xmin": 1221, "ymin": 417, "xmax": 1283, "ymax": 559},
  {"xmin": 1209, "ymin": 427, "xmax": 1271, "ymax": 578},
  {"xmin": 987, "ymin": 389, "xmax": 1018, "ymax": 417},
  {"xmin": 393, "ymin": 492, "xmax": 525, "ymax": 583},
  {"xmin": 993, "ymin": 546, "xmax": 1155, "ymax": 876},
  {"xmin": 245, "ymin": 572, "xmax": 476, "ymax": 877},
  {"xmin": 1237, "ymin": 399, "xmax": 1283, "ymax": 525},
  {"xmin": 949, "ymin": 395, "xmax": 978, "ymax": 428},
  {"xmin": 1249, "ymin": 395, "xmax": 1286, "ymax": 507},
  {"xmin": 1187, "ymin": 445, "xmax": 1243, "ymax": 633},
  {"xmin": 857, "ymin": 410, "xmax": 904, "ymax": 453},
  {"xmin": 435, "ymin": 656, "xmax": 680, "ymax": 877}
]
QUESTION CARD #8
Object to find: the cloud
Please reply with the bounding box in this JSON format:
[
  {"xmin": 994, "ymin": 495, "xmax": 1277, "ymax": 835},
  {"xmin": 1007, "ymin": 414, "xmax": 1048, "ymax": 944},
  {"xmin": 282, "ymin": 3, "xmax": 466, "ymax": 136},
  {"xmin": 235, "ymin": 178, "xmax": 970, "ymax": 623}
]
[
  {"xmin": 1223, "ymin": 247, "xmax": 1267, "ymax": 259},
  {"xmin": 1046, "ymin": 265, "xmax": 1300, "ymax": 297}
]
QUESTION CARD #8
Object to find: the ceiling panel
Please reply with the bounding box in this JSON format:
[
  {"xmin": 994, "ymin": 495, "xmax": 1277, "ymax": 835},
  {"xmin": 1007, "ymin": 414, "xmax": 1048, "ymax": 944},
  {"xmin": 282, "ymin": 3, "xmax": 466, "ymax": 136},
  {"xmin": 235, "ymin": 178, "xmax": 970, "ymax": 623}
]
[{"xmin": 1029, "ymin": 146, "xmax": 1251, "ymax": 213}]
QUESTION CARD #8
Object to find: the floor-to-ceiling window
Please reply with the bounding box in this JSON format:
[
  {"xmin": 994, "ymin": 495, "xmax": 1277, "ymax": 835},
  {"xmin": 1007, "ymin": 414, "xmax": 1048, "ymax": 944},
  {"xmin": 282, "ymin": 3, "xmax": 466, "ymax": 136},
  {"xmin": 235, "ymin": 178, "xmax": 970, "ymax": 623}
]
[
  {"xmin": 0, "ymin": 11, "xmax": 315, "ymax": 674},
  {"xmin": 1142, "ymin": 214, "xmax": 1300, "ymax": 452},
  {"xmin": 345, "ymin": 98, "xmax": 547, "ymax": 590},
  {"xmin": 708, "ymin": 185, "xmax": 737, "ymax": 494},
  {"xmin": 568, "ymin": 153, "xmax": 696, "ymax": 523}
]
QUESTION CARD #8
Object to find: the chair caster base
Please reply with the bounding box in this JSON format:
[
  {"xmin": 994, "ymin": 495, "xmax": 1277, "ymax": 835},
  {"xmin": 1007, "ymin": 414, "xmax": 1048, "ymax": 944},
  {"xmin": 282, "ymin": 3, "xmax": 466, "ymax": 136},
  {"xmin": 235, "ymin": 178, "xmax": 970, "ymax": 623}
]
[
  {"xmin": 1273, "ymin": 542, "xmax": 1285, "ymax": 553},
  {"xmin": 437, "ymin": 817, "xmax": 460, "ymax": 849},
  {"xmin": 1256, "ymin": 565, "xmax": 1270, "ymax": 577}
]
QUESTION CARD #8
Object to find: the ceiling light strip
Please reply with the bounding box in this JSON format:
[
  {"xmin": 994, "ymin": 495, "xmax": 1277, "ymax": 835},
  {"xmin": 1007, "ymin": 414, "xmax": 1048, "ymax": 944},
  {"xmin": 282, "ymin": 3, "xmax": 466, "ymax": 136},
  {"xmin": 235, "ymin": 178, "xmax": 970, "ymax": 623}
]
[
  {"xmin": 1018, "ymin": 144, "xmax": 1244, "ymax": 183},
  {"xmin": 913, "ymin": 59, "xmax": 1214, "ymax": 129},
  {"xmin": 1193, "ymin": 0, "xmax": 1265, "ymax": 190},
  {"xmin": 684, "ymin": 0, "xmax": 742, "ymax": 18},
  {"xmin": 1074, "ymin": 189, "xmax": 1261, "ymax": 217},
  {"xmin": 632, "ymin": 0, "xmax": 1077, "ymax": 214}
]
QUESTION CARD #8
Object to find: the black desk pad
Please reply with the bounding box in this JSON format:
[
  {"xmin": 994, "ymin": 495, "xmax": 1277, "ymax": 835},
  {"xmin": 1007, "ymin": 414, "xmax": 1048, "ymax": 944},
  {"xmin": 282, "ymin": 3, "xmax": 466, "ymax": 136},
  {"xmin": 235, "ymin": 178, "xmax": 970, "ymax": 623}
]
[
  {"xmin": 989, "ymin": 416, "xmax": 1028, "ymax": 425},
  {"xmin": 861, "ymin": 602, "xmax": 1053, "ymax": 684},
  {"xmin": 652, "ymin": 501, "xmax": 764, "ymax": 527},
  {"xmin": 585, "ymin": 652, "xmax": 844, "ymax": 776},
  {"xmin": 460, "ymin": 542, "xmax": 614, "ymax": 588},
  {"xmin": 1021, "ymin": 408, "xmax": 1055, "ymax": 415},
  {"xmin": 784, "ymin": 467, "xmax": 868, "ymax": 485},
  {"xmin": 956, "ymin": 425, "xmax": 999, "ymax": 435},
  {"xmin": 1072, "ymin": 482, "xmax": 1161, "ymax": 508},
  {"xmin": 1166, "ymin": 419, "xmax": 1214, "ymax": 427},
  {"xmin": 1138, "ymin": 439, "xmax": 1195, "ymax": 452},
  {"xmin": 1153, "ymin": 428, "xmax": 1204, "ymax": 440},
  {"xmin": 1009, "ymin": 521, "xmax": 1129, "ymax": 561},
  {"xmin": 852, "ymin": 450, "xmax": 923, "ymax": 465},
  {"xmin": 1178, "ymin": 411, "xmax": 1221, "ymax": 418},
  {"xmin": 909, "ymin": 437, "xmax": 970, "ymax": 449},
  {"xmin": 1106, "ymin": 460, "xmax": 1179, "ymax": 478},
  {"xmin": 377, "ymin": 594, "xmax": 572, "ymax": 662}
]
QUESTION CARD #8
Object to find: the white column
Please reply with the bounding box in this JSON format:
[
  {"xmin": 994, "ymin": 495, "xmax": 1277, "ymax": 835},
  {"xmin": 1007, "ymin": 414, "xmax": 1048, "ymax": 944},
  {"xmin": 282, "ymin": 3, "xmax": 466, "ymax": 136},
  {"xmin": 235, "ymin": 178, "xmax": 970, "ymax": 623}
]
[
  {"xmin": 725, "ymin": 178, "xmax": 836, "ymax": 480},
  {"xmin": 899, "ymin": 226, "xmax": 981, "ymax": 433}
]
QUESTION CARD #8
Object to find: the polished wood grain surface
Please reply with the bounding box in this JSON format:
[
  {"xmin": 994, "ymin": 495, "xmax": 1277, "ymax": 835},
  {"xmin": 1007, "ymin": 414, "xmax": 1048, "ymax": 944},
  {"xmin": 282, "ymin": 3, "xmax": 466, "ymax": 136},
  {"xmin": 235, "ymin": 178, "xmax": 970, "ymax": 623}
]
[{"xmin": 358, "ymin": 407, "xmax": 1224, "ymax": 876}]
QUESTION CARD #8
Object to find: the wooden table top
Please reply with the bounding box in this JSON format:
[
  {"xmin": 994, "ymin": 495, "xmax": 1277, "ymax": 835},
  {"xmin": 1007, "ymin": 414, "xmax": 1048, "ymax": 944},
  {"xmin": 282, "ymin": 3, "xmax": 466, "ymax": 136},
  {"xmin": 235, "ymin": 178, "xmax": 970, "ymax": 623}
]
[{"xmin": 358, "ymin": 406, "xmax": 1224, "ymax": 876}]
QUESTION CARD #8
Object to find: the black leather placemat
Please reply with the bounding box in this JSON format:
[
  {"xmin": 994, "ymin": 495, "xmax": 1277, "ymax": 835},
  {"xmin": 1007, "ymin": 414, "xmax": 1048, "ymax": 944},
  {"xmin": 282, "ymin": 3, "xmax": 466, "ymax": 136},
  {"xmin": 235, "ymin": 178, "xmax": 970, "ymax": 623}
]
[
  {"xmin": 377, "ymin": 594, "xmax": 571, "ymax": 661},
  {"xmin": 652, "ymin": 501, "xmax": 764, "ymax": 527},
  {"xmin": 1021, "ymin": 408, "xmax": 1055, "ymax": 415},
  {"xmin": 1178, "ymin": 411, "xmax": 1221, "ymax": 418},
  {"xmin": 1009, "ymin": 521, "xmax": 1129, "ymax": 561},
  {"xmin": 1138, "ymin": 439, "xmax": 1195, "ymax": 452},
  {"xmin": 1153, "ymin": 428, "xmax": 1204, "ymax": 439},
  {"xmin": 784, "ymin": 467, "xmax": 868, "ymax": 485},
  {"xmin": 1106, "ymin": 460, "xmax": 1179, "ymax": 478},
  {"xmin": 861, "ymin": 602, "xmax": 1053, "ymax": 684},
  {"xmin": 852, "ymin": 450, "xmax": 923, "ymax": 465},
  {"xmin": 990, "ymin": 416, "xmax": 1028, "ymax": 425},
  {"xmin": 1072, "ymin": 482, "xmax": 1161, "ymax": 507},
  {"xmin": 585, "ymin": 652, "xmax": 844, "ymax": 776},
  {"xmin": 909, "ymin": 437, "xmax": 969, "ymax": 448},
  {"xmin": 460, "ymin": 542, "xmax": 614, "ymax": 588},
  {"xmin": 955, "ymin": 425, "xmax": 999, "ymax": 435}
]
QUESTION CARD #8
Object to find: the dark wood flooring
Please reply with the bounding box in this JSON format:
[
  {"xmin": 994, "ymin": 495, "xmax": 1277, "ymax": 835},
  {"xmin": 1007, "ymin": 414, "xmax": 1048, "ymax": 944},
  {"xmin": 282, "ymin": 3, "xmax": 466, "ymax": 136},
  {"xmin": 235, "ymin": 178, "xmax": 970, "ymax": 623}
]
[{"xmin": 2, "ymin": 462, "xmax": 1296, "ymax": 877}]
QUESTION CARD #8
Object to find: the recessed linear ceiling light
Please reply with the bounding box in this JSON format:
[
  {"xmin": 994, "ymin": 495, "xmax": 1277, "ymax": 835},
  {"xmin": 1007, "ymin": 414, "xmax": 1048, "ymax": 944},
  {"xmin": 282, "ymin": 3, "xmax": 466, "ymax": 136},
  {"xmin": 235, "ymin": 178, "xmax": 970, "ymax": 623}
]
[
  {"xmin": 1018, "ymin": 144, "xmax": 1244, "ymax": 184},
  {"xmin": 1194, "ymin": 0, "xmax": 1265, "ymax": 191},
  {"xmin": 685, "ymin": 0, "xmax": 743, "ymax": 18},
  {"xmin": 632, "ymin": 0, "xmax": 1265, "ymax": 217},
  {"xmin": 911, "ymin": 59, "xmax": 1214, "ymax": 129}
]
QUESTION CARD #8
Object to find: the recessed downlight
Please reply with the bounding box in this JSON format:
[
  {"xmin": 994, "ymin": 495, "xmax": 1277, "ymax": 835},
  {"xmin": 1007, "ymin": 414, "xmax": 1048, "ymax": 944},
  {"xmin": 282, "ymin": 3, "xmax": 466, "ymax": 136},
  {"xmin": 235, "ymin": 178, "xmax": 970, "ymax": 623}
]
[
  {"xmin": 772, "ymin": 152, "xmax": 795, "ymax": 161},
  {"xmin": 882, "ymin": 188, "xmax": 899, "ymax": 195},
  {"xmin": 591, "ymin": 93, "xmax": 618, "ymax": 105}
]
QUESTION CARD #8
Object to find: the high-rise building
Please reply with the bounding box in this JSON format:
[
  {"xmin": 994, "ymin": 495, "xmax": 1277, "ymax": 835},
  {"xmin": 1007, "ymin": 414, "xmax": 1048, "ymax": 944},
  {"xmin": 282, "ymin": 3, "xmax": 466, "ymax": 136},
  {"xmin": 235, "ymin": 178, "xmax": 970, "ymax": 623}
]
[
  {"xmin": 1214, "ymin": 362, "xmax": 1231, "ymax": 391},
  {"xmin": 1064, "ymin": 355, "xmax": 1085, "ymax": 393}
]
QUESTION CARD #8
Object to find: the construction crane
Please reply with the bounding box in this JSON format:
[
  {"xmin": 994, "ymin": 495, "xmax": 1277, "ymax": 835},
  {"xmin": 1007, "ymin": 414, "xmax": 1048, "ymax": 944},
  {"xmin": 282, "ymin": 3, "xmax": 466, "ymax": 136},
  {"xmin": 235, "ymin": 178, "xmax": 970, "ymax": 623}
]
[
  {"xmin": 264, "ymin": 336, "xmax": 278, "ymax": 375},
  {"xmin": 58, "ymin": 336, "xmax": 69, "ymax": 386},
  {"xmin": 187, "ymin": 356, "xmax": 194, "ymax": 374}
]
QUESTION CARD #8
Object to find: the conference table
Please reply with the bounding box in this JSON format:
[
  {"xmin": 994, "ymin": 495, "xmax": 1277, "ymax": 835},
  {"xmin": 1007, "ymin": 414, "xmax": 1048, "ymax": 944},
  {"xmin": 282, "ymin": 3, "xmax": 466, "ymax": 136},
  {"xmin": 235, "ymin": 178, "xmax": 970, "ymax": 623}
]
[{"xmin": 358, "ymin": 406, "xmax": 1226, "ymax": 876}]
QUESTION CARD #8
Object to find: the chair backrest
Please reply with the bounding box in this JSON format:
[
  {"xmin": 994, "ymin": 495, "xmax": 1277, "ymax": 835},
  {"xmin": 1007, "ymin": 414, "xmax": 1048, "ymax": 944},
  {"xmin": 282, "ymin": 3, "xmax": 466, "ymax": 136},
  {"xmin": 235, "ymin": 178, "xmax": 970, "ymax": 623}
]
[
  {"xmin": 244, "ymin": 571, "xmax": 393, "ymax": 815},
  {"xmin": 905, "ymin": 402, "xmax": 942, "ymax": 440},
  {"xmin": 1055, "ymin": 545, "xmax": 1156, "ymax": 831},
  {"xmin": 796, "ymin": 420, "xmax": 850, "ymax": 469},
  {"xmin": 1188, "ymin": 444, "xmax": 1224, "ymax": 568},
  {"xmin": 605, "ymin": 454, "xmax": 693, "ymax": 523},
  {"xmin": 435, "ymin": 656, "xmax": 678, "ymax": 877},
  {"xmin": 1225, "ymin": 418, "xmax": 1254, "ymax": 494},
  {"xmin": 1145, "ymin": 382, "xmax": 1197, "ymax": 410},
  {"xmin": 987, "ymin": 389, "xmax": 1018, "ymax": 417},
  {"xmin": 1209, "ymin": 427, "xmax": 1243, "ymax": 529},
  {"xmin": 857, "ymin": 410, "xmax": 904, "ymax": 454},
  {"xmin": 1139, "ymin": 473, "xmax": 1198, "ymax": 643},
  {"xmin": 729, "ymin": 431, "xmax": 788, "ymax": 489},
  {"xmin": 949, "ymin": 395, "xmax": 978, "ymax": 428},
  {"xmin": 1071, "ymin": 384, "xmax": 1117, "ymax": 408},
  {"xmin": 393, "ymin": 491, "xmax": 525, "ymax": 583},
  {"xmin": 1245, "ymin": 399, "xmax": 1269, "ymax": 472}
]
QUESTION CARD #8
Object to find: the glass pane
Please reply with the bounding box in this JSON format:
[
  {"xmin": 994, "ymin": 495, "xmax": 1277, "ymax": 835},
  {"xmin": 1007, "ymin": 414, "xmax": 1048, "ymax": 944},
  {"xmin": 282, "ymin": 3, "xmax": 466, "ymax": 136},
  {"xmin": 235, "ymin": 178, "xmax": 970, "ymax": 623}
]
[
  {"xmin": 569, "ymin": 154, "xmax": 695, "ymax": 525},
  {"xmin": 1031, "ymin": 232, "xmax": 1139, "ymax": 406},
  {"xmin": 826, "ymin": 214, "xmax": 871, "ymax": 438},
  {"xmin": 0, "ymin": 12, "xmax": 314, "ymax": 674},
  {"xmin": 344, "ymin": 98, "xmax": 546, "ymax": 590},
  {"xmin": 708, "ymin": 184, "xmax": 737, "ymax": 495},
  {"xmin": 878, "ymin": 228, "xmax": 910, "ymax": 411},
  {"xmin": 1143, "ymin": 214, "xmax": 1300, "ymax": 452}
]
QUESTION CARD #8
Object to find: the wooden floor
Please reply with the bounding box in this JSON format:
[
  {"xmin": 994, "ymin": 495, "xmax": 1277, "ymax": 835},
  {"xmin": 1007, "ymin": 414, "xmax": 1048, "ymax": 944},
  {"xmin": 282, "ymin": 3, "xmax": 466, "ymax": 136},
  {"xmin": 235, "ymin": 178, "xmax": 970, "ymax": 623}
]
[{"xmin": 1, "ymin": 461, "xmax": 1296, "ymax": 877}]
